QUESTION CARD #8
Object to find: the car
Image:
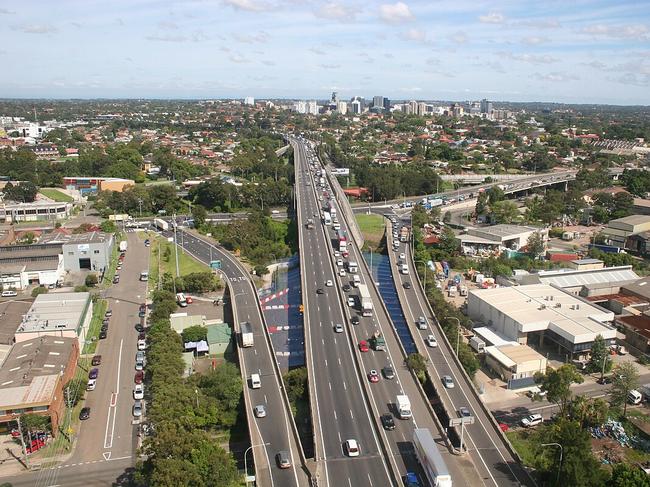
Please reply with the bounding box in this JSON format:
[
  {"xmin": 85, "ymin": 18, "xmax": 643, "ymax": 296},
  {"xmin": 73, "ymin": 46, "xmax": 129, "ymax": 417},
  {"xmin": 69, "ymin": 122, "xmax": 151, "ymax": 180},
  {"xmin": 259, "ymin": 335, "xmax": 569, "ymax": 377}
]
[
  {"xmin": 137, "ymin": 339, "xmax": 147, "ymax": 350},
  {"xmin": 1, "ymin": 290, "xmax": 18, "ymax": 297},
  {"xmin": 442, "ymin": 376, "xmax": 455, "ymax": 389},
  {"xmin": 520, "ymin": 413, "xmax": 543, "ymax": 428},
  {"xmin": 417, "ymin": 316, "xmax": 428, "ymax": 330},
  {"xmin": 459, "ymin": 407, "xmax": 471, "ymax": 418},
  {"xmin": 133, "ymin": 384, "xmax": 144, "ymax": 400},
  {"xmin": 91, "ymin": 355, "xmax": 102, "ymax": 366},
  {"xmin": 139, "ymin": 309, "xmax": 146, "ymax": 318},
  {"xmin": 597, "ymin": 376, "xmax": 612, "ymax": 385},
  {"xmin": 113, "ymin": 277, "xmax": 120, "ymax": 284},
  {"xmin": 342, "ymin": 284, "xmax": 351, "ymax": 292},
  {"xmin": 344, "ymin": 439, "xmax": 360, "ymax": 457},
  {"xmin": 105, "ymin": 310, "xmax": 112, "ymax": 317},
  {"xmin": 99, "ymin": 330, "xmax": 107, "ymax": 339},
  {"xmin": 276, "ymin": 451, "xmax": 291, "ymax": 469},
  {"xmin": 358, "ymin": 340, "xmax": 369, "ymax": 352},
  {"xmin": 135, "ymin": 323, "xmax": 145, "ymax": 333},
  {"xmin": 368, "ymin": 369, "xmax": 379, "ymax": 383},
  {"xmin": 325, "ymin": 280, "xmax": 333, "ymax": 287},
  {"xmin": 88, "ymin": 368, "xmax": 99, "ymax": 380},
  {"xmin": 499, "ymin": 423, "xmax": 510, "ymax": 432},
  {"xmin": 425, "ymin": 335, "xmax": 438, "ymax": 348},
  {"xmin": 347, "ymin": 297, "xmax": 355, "ymax": 307},
  {"xmin": 336, "ymin": 259, "xmax": 343, "ymax": 267},
  {"xmin": 316, "ymin": 288, "xmax": 324, "ymax": 295},
  {"xmin": 139, "ymin": 303, "xmax": 147, "ymax": 311},
  {"xmin": 144, "ymin": 239, "xmax": 150, "ymax": 247},
  {"xmin": 133, "ymin": 400, "xmax": 143, "ymax": 418},
  {"xmin": 134, "ymin": 371, "xmax": 144, "ymax": 384},
  {"xmin": 381, "ymin": 413, "xmax": 395, "ymax": 430},
  {"xmin": 342, "ymin": 251, "xmax": 349, "ymax": 258},
  {"xmin": 138, "ymin": 331, "xmax": 146, "ymax": 340},
  {"xmin": 405, "ymin": 472, "xmax": 421, "ymax": 487},
  {"xmin": 334, "ymin": 323, "xmax": 344, "ymax": 333},
  {"xmin": 339, "ymin": 269, "xmax": 346, "ymax": 277},
  {"xmin": 382, "ymin": 366, "xmax": 395, "ymax": 380},
  {"xmin": 79, "ymin": 407, "xmax": 91, "ymax": 420},
  {"xmin": 334, "ymin": 251, "xmax": 340, "ymax": 258},
  {"xmin": 254, "ymin": 405, "xmax": 267, "ymax": 418},
  {"xmin": 399, "ymin": 253, "xmax": 406, "ymax": 260},
  {"xmin": 403, "ymin": 282, "xmax": 411, "ymax": 289},
  {"xmin": 86, "ymin": 379, "xmax": 97, "ymax": 391},
  {"xmin": 185, "ymin": 296, "xmax": 193, "ymax": 304},
  {"xmin": 116, "ymin": 265, "xmax": 122, "ymax": 271},
  {"xmin": 101, "ymin": 324, "xmax": 109, "ymax": 332},
  {"xmin": 351, "ymin": 315, "xmax": 360, "ymax": 326}
]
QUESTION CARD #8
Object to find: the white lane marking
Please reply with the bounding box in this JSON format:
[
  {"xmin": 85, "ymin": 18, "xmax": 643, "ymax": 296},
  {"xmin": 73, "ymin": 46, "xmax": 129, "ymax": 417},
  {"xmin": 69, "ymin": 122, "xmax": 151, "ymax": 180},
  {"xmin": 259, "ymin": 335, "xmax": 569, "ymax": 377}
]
[{"xmin": 350, "ymin": 409, "xmax": 354, "ymax": 419}]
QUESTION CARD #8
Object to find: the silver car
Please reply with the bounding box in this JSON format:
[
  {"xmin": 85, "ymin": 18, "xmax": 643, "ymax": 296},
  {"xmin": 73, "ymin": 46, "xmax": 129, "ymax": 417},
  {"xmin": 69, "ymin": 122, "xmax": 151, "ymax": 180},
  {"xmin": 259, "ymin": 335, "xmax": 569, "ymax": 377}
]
[
  {"xmin": 133, "ymin": 400, "xmax": 143, "ymax": 418},
  {"xmin": 254, "ymin": 405, "xmax": 267, "ymax": 418}
]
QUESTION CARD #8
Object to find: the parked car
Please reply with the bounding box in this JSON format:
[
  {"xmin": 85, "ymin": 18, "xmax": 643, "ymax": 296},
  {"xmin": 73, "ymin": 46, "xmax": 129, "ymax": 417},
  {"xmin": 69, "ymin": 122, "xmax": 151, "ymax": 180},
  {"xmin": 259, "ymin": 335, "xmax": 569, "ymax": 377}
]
[
  {"xmin": 99, "ymin": 330, "xmax": 107, "ymax": 339},
  {"xmin": 88, "ymin": 368, "xmax": 99, "ymax": 380},
  {"xmin": 79, "ymin": 407, "xmax": 91, "ymax": 420},
  {"xmin": 134, "ymin": 371, "xmax": 144, "ymax": 384},
  {"xmin": 133, "ymin": 400, "xmax": 143, "ymax": 418},
  {"xmin": 137, "ymin": 339, "xmax": 147, "ymax": 350},
  {"xmin": 91, "ymin": 355, "xmax": 102, "ymax": 366},
  {"xmin": 86, "ymin": 379, "xmax": 96, "ymax": 391},
  {"xmin": 133, "ymin": 384, "xmax": 144, "ymax": 400},
  {"xmin": 520, "ymin": 413, "xmax": 543, "ymax": 428}
]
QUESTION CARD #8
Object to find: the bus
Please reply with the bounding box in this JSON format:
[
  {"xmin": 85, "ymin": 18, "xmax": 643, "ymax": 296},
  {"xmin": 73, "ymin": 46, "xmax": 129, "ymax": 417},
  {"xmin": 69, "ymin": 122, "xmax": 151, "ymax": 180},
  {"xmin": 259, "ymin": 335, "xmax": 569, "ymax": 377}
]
[
  {"xmin": 412, "ymin": 428, "xmax": 452, "ymax": 487},
  {"xmin": 323, "ymin": 211, "xmax": 332, "ymax": 226}
]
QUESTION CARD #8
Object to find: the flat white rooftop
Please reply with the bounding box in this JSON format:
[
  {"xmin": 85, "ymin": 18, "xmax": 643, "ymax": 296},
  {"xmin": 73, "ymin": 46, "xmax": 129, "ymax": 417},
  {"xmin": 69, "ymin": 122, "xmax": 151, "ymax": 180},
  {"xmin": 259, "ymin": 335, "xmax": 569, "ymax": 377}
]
[{"xmin": 17, "ymin": 292, "xmax": 91, "ymax": 333}]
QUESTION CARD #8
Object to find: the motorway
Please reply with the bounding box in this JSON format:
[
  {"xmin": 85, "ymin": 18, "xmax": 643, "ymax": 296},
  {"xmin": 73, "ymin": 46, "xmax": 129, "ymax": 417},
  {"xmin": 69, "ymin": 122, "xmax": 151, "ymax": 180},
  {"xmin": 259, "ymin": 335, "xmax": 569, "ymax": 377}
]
[
  {"xmin": 387, "ymin": 220, "xmax": 533, "ymax": 487},
  {"xmin": 159, "ymin": 226, "xmax": 308, "ymax": 487},
  {"xmin": 295, "ymin": 138, "xmax": 491, "ymax": 486}
]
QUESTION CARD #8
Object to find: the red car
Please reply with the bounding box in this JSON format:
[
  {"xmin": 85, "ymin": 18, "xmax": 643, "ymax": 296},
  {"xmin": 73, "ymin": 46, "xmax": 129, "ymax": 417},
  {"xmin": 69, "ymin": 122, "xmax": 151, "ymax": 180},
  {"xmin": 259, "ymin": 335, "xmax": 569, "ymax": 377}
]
[
  {"xmin": 185, "ymin": 296, "xmax": 193, "ymax": 304},
  {"xmin": 134, "ymin": 371, "xmax": 144, "ymax": 384},
  {"xmin": 359, "ymin": 340, "xmax": 369, "ymax": 352},
  {"xmin": 368, "ymin": 370, "xmax": 379, "ymax": 383},
  {"xmin": 499, "ymin": 423, "xmax": 510, "ymax": 432}
]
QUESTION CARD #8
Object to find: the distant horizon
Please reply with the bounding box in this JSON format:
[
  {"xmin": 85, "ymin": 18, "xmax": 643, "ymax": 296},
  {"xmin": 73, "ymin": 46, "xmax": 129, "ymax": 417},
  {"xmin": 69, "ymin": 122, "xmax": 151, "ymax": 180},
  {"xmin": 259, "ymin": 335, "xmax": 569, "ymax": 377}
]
[
  {"xmin": 0, "ymin": 96, "xmax": 649, "ymax": 109},
  {"xmin": 0, "ymin": 1, "xmax": 648, "ymax": 105}
]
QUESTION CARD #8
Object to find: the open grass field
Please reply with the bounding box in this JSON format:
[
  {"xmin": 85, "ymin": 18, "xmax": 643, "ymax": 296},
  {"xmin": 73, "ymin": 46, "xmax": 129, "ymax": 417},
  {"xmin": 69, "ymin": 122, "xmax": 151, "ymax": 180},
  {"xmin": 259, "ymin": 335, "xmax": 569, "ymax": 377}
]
[
  {"xmin": 355, "ymin": 213, "xmax": 385, "ymax": 247},
  {"xmin": 40, "ymin": 188, "xmax": 73, "ymax": 202}
]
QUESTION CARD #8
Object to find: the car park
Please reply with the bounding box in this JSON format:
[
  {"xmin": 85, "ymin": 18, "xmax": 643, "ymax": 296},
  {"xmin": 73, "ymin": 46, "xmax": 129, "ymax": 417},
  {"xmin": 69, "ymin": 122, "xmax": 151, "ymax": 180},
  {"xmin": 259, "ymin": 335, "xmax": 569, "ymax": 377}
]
[
  {"xmin": 254, "ymin": 405, "xmax": 267, "ymax": 418},
  {"xmin": 334, "ymin": 323, "xmax": 344, "ymax": 333},
  {"xmin": 358, "ymin": 340, "xmax": 369, "ymax": 352},
  {"xmin": 381, "ymin": 413, "xmax": 395, "ymax": 430},
  {"xmin": 382, "ymin": 366, "xmax": 395, "ymax": 379},
  {"xmin": 276, "ymin": 451, "xmax": 291, "ymax": 469},
  {"xmin": 425, "ymin": 335, "xmax": 438, "ymax": 347},
  {"xmin": 133, "ymin": 384, "xmax": 144, "ymax": 400},
  {"xmin": 442, "ymin": 375, "xmax": 455, "ymax": 389},
  {"xmin": 345, "ymin": 439, "xmax": 360, "ymax": 457},
  {"xmin": 368, "ymin": 369, "xmax": 379, "ymax": 383},
  {"xmin": 79, "ymin": 407, "xmax": 91, "ymax": 420}
]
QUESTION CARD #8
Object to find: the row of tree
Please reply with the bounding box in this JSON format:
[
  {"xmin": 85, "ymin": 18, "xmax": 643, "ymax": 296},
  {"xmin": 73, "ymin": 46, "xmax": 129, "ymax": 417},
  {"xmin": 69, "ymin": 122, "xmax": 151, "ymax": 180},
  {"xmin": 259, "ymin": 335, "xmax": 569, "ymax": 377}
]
[{"xmin": 134, "ymin": 290, "xmax": 241, "ymax": 487}]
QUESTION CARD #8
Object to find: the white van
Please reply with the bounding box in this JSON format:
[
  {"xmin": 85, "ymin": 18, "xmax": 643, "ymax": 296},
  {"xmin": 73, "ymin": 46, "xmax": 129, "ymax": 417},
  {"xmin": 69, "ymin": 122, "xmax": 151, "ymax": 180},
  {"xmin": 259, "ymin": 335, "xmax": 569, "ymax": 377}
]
[
  {"xmin": 1, "ymin": 290, "xmax": 17, "ymax": 297},
  {"xmin": 401, "ymin": 264, "xmax": 409, "ymax": 275},
  {"xmin": 628, "ymin": 389, "xmax": 643, "ymax": 405},
  {"xmin": 353, "ymin": 275, "xmax": 361, "ymax": 287},
  {"xmin": 250, "ymin": 373, "xmax": 261, "ymax": 389},
  {"xmin": 176, "ymin": 292, "xmax": 187, "ymax": 307}
]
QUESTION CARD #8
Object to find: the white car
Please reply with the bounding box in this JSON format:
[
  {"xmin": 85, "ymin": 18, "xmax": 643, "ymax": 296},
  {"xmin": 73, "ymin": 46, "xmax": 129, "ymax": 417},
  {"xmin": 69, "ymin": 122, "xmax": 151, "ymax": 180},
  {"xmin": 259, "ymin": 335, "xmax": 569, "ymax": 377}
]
[
  {"xmin": 137, "ymin": 339, "xmax": 147, "ymax": 350},
  {"xmin": 337, "ymin": 259, "xmax": 343, "ymax": 267},
  {"xmin": 345, "ymin": 439, "xmax": 360, "ymax": 457},
  {"xmin": 399, "ymin": 253, "xmax": 406, "ymax": 260},
  {"xmin": 86, "ymin": 379, "xmax": 96, "ymax": 391},
  {"xmin": 334, "ymin": 251, "xmax": 340, "ymax": 258},
  {"xmin": 334, "ymin": 323, "xmax": 344, "ymax": 333},
  {"xmin": 347, "ymin": 297, "xmax": 355, "ymax": 307},
  {"xmin": 325, "ymin": 280, "xmax": 333, "ymax": 287},
  {"xmin": 426, "ymin": 335, "xmax": 438, "ymax": 347},
  {"xmin": 133, "ymin": 384, "xmax": 144, "ymax": 400},
  {"xmin": 339, "ymin": 269, "xmax": 347, "ymax": 277}
]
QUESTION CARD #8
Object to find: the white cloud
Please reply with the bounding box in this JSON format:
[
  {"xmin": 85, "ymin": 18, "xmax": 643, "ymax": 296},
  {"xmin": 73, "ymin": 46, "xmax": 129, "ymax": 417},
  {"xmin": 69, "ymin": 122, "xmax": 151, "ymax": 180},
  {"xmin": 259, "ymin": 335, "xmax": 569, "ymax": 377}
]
[
  {"xmin": 222, "ymin": 0, "xmax": 270, "ymax": 12},
  {"xmin": 229, "ymin": 54, "xmax": 251, "ymax": 63},
  {"xmin": 401, "ymin": 28, "xmax": 428, "ymax": 44},
  {"xmin": 450, "ymin": 31, "xmax": 467, "ymax": 45},
  {"xmin": 521, "ymin": 36, "xmax": 548, "ymax": 45},
  {"xmin": 0, "ymin": 8, "xmax": 16, "ymax": 14},
  {"xmin": 315, "ymin": 3, "xmax": 358, "ymax": 22},
  {"xmin": 232, "ymin": 31, "xmax": 269, "ymax": 43},
  {"xmin": 425, "ymin": 57, "xmax": 440, "ymax": 66},
  {"xmin": 613, "ymin": 73, "xmax": 650, "ymax": 87},
  {"xmin": 580, "ymin": 24, "xmax": 649, "ymax": 41},
  {"xmin": 15, "ymin": 24, "xmax": 57, "ymax": 34},
  {"xmin": 309, "ymin": 47, "xmax": 326, "ymax": 55},
  {"xmin": 379, "ymin": 2, "xmax": 414, "ymax": 24},
  {"xmin": 320, "ymin": 63, "xmax": 341, "ymax": 69},
  {"xmin": 262, "ymin": 60, "xmax": 276, "ymax": 66},
  {"xmin": 479, "ymin": 12, "xmax": 505, "ymax": 24},
  {"xmin": 500, "ymin": 52, "xmax": 558, "ymax": 64},
  {"xmin": 158, "ymin": 20, "xmax": 179, "ymax": 30},
  {"xmin": 515, "ymin": 18, "xmax": 560, "ymax": 29},
  {"xmin": 531, "ymin": 72, "xmax": 579, "ymax": 82},
  {"xmin": 146, "ymin": 34, "xmax": 188, "ymax": 42}
]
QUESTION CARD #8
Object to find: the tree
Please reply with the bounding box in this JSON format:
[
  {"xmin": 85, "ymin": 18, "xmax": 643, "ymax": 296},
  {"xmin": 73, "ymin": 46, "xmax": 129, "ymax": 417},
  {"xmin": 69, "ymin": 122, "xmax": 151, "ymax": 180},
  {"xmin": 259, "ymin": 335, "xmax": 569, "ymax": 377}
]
[
  {"xmin": 475, "ymin": 191, "xmax": 488, "ymax": 216},
  {"xmin": 406, "ymin": 353, "xmax": 428, "ymax": 383},
  {"xmin": 182, "ymin": 325, "xmax": 207, "ymax": 343},
  {"xmin": 100, "ymin": 220, "xmax": 117, "ymax": 233},
  {"xmin": 191, "ymin": 204, "xmax": 208, "ymax": 228},
  {"xmin": 283, "ymin": 367, "xmax": 308, "ymax": 407},
  {"xmin": 535, "ymin": 364, "xmax": 584, "ymax": 418},
  {"xmin": 31, "ymin": 287, "xmax": 48, "ymax": 297},
  {"xmin": 586, "ymin": 335, "xmax": 612, "ymax": 376},
  {"xmin": 610, "ymin": 463, "xmax": 650, "ymax": 487},
  {"xmin": 438, "ymin": 227, "xmax": 459, "ymax": 255},
  {"xmin": 85, "ymin": 274, "xmax": 98, "ymax": 287},
  {"xmin": 490, "ymin": 200, "xmax": 520, "ymax": 224},
  {"xmin": 526, "ymin": 231, "xmax": 546, "ymax": 258},
  {"xmin": 611, "ymin": 362, "xmax": 640, "ymax": 416}
]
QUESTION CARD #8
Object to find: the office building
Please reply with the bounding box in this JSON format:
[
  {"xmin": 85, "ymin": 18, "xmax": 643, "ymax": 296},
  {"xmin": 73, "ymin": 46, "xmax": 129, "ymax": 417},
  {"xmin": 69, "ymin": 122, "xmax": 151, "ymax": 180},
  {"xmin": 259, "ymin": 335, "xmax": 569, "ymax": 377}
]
[
  {"xmin": 336, "ymin": 101, "xmax": 348, "ymax": 115},
  {"xmin": 468, "ymin": 284, "xmax": 616, "ymax": 358},
  {"xmin": 63, "ymin": 176, "xmax": 134, "ymax": 195},
  {"xmin": 373, "ymin": 96, "xmax": 385, "ymax": 110},
  {"xmin": 0, "ymin": 243, "xmax": 64, "ymax": 290},
  {"xmin": 480, "ymin": 98, "xmax": 493, "ymax": 114},
  {"xmin": 15, "ymin": 292, "xmax": 93, "ymax": 348},
  {"xmin": 294, "ymin": 101, "xmax": 307, "ymax": 114},
  {"xmin": 0, "ymin": 200, "xmax": 73, "ymax": 223},
  {"xmin": 307, "ymin": 100, "xmax": 319, "ymax": 115},
  {"xmin": 244, "ymin": 97, "xmax": 255, "ymax": 106},
  {"xmin": 383, "ymin": 97, "xmax": 391, "ymax": 110},
  {"xmin": 351, "ymin": 100, "xmax": 362, "ymax": 114},
  {"xmin": 40, "ymin": 231, "xmax": 114, "ymax": 273}
]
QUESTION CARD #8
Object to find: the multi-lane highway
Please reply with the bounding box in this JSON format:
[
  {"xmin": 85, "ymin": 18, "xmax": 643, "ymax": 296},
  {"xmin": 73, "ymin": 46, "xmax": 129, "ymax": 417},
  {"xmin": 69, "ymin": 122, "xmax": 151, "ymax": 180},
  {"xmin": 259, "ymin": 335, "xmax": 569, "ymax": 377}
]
[
  {"xmin": 160, "ymin": 226, "xmax": 308, "ymax": 487},
  {"xmin": 387, "ymin": 219, "xmax": 533, "ymax": 487}
]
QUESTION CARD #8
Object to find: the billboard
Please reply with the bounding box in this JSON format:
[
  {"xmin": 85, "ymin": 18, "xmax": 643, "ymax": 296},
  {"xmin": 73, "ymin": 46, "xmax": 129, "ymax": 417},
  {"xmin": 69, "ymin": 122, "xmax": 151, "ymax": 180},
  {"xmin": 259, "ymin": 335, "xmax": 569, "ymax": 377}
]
[{"xmin": 331, "ymin": 168, "xmax": 350, "ymax": 176}]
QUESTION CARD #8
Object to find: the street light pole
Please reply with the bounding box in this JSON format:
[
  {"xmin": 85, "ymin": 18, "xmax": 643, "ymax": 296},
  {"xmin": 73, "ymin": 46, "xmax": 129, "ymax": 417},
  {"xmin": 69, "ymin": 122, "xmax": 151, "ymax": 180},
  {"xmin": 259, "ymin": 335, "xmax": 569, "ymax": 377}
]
[
  {"xmin": 541, "ymin": 442, "xmax": 563, "ymax": 486},
  {"xmin": 244, "ymin": 442, "xmax": 270, "ymax": 485},
  {"xmin": 445, "ymin": 316, "xmax": 462, "ymax": 356}
]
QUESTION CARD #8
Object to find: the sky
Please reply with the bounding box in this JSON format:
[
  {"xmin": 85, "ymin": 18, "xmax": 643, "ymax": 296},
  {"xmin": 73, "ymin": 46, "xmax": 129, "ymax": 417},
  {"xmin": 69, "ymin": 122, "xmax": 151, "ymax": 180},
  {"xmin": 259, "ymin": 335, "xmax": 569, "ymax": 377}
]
[{"xmin": 0, "ymin": 0, "xmax": 649, "ymax": 104}]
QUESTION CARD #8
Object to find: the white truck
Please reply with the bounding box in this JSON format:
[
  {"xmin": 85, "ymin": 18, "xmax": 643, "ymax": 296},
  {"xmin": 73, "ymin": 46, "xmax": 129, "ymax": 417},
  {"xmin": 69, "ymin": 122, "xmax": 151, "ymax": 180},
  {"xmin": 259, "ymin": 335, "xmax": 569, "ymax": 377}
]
[
  {"xmin": 240, "ymin": 321, "xmax": 254, "ymax": 348},
  {"xmin": 413, "ymin": 428, "xmax": 452, "ymax": 487},
  {"xmin": 154, "ymin": 218, "xmax": 169, "ymax": 231},
  {"xmin": 396, "ymin": 395, "xmax": 412, "ymax": 419},
  {"xmin": 119, "ymin": 240, "xmax": 128, "ymax": 252},
  {"xmin": 358, "ymin": 284, "xmax": 373, "ymax": 317}
]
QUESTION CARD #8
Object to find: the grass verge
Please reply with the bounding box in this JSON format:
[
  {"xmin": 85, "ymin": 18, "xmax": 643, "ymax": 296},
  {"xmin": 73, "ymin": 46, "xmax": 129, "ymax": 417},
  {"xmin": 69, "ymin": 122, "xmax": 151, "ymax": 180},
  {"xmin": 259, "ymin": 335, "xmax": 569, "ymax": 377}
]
[
  {"xmin": 505, "ymin": 429, "xmax": 538, "ymax": 466},
  {"xmin": 39, "ymin": 188, "xmax": 74, "ymax": 203},
  {"xmin": 82, "ymin": 299, "xmax": 107, "ymax": 355},
  {"xmin": 355, "ymin": 213, "xmax": 385, "ymax": 248}
]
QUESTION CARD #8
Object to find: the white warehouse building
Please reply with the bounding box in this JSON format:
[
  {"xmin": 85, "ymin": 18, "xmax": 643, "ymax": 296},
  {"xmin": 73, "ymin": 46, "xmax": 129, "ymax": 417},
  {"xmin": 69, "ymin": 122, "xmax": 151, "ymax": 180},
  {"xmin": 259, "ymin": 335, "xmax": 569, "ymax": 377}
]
[{"xmin": 467, "ymin": 284, "xmax": 616, "ymax": 357}]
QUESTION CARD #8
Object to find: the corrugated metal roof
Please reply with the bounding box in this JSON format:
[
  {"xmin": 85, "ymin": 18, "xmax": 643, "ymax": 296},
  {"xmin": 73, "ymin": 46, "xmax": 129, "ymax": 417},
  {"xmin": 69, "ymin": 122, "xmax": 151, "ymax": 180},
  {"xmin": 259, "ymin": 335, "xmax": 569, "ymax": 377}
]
[{"xmin": 538, "ymin": 266, "xmax": 639, "ymax": 289}]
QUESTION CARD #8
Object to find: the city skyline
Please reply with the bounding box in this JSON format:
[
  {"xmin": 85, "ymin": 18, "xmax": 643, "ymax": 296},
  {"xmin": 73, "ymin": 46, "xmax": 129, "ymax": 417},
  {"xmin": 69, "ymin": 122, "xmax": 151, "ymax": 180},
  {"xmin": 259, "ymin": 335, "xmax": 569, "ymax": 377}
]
[{"xmin": 0, "ymin": 0, "xmax": 649, "ymax": 104}]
